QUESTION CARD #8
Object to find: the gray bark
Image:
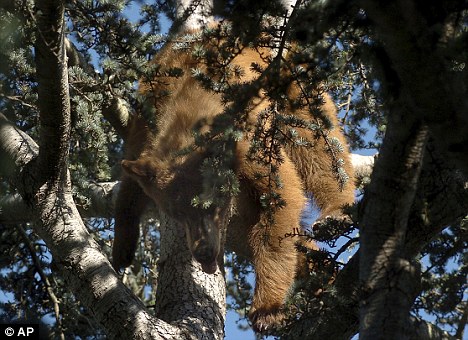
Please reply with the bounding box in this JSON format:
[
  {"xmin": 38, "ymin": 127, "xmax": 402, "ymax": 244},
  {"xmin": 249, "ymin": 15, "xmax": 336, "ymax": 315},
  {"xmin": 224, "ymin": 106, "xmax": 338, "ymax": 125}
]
[
  {"xmin": 2, "ymin": 1, "xmax": 467, "ymax": 339},
  {"xmin": 0, "ymin": 112, "xmax": 38, "ymax": 172},
  {"xmin": 1, "ymin": 110, "xmax": 224, "ymax": 339},
  {"xmin": 0, "ymin": 182, "xmax": 118, "ymax": 222},
  {"xmin": 155, "ymin": 213, "xmax": 226, "ymax": 339},
  {"xmin": 359, "ymin": 115, "xmax": 428, "ymax": 339}
]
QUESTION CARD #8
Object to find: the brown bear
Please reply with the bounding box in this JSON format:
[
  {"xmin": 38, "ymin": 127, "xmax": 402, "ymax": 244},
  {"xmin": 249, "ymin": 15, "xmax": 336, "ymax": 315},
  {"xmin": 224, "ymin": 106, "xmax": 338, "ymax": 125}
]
[{"xmin": 112, "ymin": 26, "xmax": 355, "ymax": 332}]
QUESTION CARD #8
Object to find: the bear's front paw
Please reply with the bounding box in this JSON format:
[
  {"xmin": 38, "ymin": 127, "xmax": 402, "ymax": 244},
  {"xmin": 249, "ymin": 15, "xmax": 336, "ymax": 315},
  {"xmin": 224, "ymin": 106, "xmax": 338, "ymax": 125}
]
[{"xmin": 249, "ymin": 306, "xmax": 285, "ymax": 333}]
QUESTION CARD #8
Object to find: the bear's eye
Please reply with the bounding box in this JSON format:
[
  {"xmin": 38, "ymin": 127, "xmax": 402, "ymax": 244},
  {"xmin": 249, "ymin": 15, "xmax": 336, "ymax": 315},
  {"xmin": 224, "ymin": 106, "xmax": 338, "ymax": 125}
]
[{"xmin": 148, "ymin": 174, "xmax": 156, "ymax": 182}]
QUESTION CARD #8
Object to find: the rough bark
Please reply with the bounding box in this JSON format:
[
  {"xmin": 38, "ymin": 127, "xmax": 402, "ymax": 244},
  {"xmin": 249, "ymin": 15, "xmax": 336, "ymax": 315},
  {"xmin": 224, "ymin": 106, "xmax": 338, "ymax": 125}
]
[
  {"xmin": 0, "ymin": 182, "xmax": 119, "ymax": 222},
  {"xmin": 359, "ymin": 114, "xmax": 428, "ymax": 339},
  {"xmin": 24, "ymin": 1, "xmax": 180, "ymax": 339},
  {"xmin": 2, "ymin": 1, "xmax": 467, "ymax": 339},
  {"xmin": 2, "ymin": 108, "xmax": 464, "ymax": 340},
  {"xmin": 155, "ymin": 213, "xmax": 226, "ymax": 339},
  {"xmin": 0, "ymin": 113, "xmax": 38, "ymax": 172},
  {"xmin": 1, "ymin": 114, "xmax": 223, "ymax": 339},
  {"xmin": 352, "ymin": 2, "xmax": 468, "ymax": 338}
]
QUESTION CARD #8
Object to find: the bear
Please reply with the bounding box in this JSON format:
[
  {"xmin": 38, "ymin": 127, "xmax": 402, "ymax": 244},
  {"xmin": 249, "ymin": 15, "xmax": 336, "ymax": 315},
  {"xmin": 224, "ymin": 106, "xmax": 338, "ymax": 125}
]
[{"xmin": 112, "ymin": 25, "xmax": 355, "ymax": 332}]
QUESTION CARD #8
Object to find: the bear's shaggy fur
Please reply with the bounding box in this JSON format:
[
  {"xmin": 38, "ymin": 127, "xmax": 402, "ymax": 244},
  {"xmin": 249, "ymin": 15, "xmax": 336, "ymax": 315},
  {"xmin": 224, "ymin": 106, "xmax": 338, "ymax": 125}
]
[{"xmin": 112, "ymin": 27, "xmax": 355, "ymax": 332}]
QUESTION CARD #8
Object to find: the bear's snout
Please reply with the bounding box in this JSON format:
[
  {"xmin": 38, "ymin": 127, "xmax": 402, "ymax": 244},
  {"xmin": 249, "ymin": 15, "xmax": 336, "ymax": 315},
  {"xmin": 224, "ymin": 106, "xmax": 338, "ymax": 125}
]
[
  {"xmin": 193, "ymin": 243, "xmax": 218, "ymax": 274},
  {"xmin": 184, "ymin": 218, "xmax": 221, "ymax": 274}
]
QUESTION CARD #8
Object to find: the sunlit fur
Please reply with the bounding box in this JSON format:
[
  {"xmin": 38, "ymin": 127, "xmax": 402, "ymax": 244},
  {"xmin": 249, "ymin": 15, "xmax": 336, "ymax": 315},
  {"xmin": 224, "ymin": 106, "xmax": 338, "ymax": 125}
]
[{"xmin": 112, "ymin": 26, "xmax": 355, "ymax": 332}]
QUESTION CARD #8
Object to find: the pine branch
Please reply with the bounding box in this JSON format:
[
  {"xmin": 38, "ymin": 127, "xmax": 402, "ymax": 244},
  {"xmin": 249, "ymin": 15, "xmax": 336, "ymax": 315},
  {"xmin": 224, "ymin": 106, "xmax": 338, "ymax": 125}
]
[
  {"xmin": 63, "ymin": 38, "xmax": 132, "ymax": 139},
  {"xmin": 1, "ymin": 1, "xmax": 183, "ymax": 338},
  {"xmin": 16, "ymin": 224, "xmax": 65, "ymax": 340},
  {"xmin": 1, "ymin": 2, "xmax": 227, "ymax": 336}
]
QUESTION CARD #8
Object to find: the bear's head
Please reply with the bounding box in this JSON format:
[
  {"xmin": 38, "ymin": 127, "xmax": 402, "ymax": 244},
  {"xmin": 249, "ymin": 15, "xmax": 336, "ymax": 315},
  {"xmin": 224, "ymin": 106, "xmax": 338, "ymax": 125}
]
[{"xmin": 121, "ymin": 153, "xmax": 232, "ymax": 274}]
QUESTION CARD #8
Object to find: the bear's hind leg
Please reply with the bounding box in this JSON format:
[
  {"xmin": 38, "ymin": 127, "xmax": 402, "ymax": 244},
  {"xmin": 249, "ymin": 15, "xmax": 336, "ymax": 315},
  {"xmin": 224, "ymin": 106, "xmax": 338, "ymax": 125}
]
[
  {"xmin": 242, "ymin": 153, "xmax": 305, "ymax": 332},
  {"xmin": 248, "ymin": 226, "xmax": 298, "ymax": 332}
]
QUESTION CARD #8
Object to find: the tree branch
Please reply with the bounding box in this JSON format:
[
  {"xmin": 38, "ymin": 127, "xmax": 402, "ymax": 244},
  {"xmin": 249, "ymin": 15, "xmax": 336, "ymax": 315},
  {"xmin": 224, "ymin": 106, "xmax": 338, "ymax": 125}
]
[
  {"xmin": 0, "ymin": 112, "xmax": 217, "ymax": 336},
  {"xmin": 155, "ymin": 213, "xmax": 226, "ymax": 338},
  {"xmin": 101, "ymin": 97, "xmax": 132, "ymax": 141},
  {"xmin": 0, "ymin": 113, "xmax": 38, "ymax": 174},
  {"xmin": 0, "ymin": 182, "xmax": 119, "ymax": 223},
  {"xmin": 359, "ymin": 115, "xmax": 429, "ymax": 339},
  {"xmin": 34, "ymin": 0, "xmax": 71, "ymax": 184},
  {"xmin": 16, "ymin": 224, "xmax": 65, "ymax": 340},
  {"xmin": 2, "ymin": 1, "xmax": 182, "ymax": 338}
]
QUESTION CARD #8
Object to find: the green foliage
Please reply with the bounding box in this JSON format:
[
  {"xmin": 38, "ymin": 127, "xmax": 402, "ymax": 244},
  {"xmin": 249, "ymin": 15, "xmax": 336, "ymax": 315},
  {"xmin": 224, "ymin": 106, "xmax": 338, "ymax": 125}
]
[
  {"xmin": 225, "ymin": 253, "xmax": 254, "ymax": 328},
  {"xmin": 415, "ymin": 219, "xmax": 467, "ymax": 333}
]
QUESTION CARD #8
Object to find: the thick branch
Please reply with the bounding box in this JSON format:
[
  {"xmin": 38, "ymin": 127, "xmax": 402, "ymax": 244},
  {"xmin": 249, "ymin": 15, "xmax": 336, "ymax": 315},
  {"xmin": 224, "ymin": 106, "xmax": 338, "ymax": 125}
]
[
  {"xmin": 155, "ymin": 213, "xmax": 226, "ymax": 338},
  {"xmin": 359, "ymin": 115, "xmax": 429, "ymax": 339},
  {"xmin": 2, "ymin": 2, "xmax": 227, "ymax": 335},
  {"xmin": 0, "ymin": 112, "xmax": 38, "ymax": 175},
  {"xmin": 0, "ymin": 182, "xmax": 119, "ymax": 223},
  {"xmin": 28, "ymin": 1, "xmax": 179, "ymax": 338},
  {"xmin": 1, "ymin": 111, "xmax": 225, "ymax": 338},
  {"xmin": 101, "ymin": 97, "xmax": 132, "ymax": 141},
  {"xmin": 35, "ymin": 0, "xmax": 71, "ymax": 183}
]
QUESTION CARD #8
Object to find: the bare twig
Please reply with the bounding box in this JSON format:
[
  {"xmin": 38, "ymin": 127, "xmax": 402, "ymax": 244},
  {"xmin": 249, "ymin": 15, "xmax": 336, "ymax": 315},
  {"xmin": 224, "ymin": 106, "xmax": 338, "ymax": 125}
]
[{"xmin": 16, "ymin": 224, "xmax": 65, "ymax": 340}]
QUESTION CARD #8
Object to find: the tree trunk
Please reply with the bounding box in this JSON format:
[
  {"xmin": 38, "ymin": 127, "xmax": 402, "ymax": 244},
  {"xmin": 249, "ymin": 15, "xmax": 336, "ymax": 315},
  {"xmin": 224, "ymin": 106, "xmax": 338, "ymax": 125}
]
[
  {"xmin": 155, "ymin": 213, "xmax": 226, "ymax": 339},
  {"xmin": 359, "ymin": 114, "xmax": 428, "ymax": 339}
]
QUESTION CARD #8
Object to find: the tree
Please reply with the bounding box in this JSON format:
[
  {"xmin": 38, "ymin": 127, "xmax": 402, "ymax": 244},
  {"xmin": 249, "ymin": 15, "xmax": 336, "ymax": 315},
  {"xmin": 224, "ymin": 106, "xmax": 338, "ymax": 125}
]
[{"xmin": 0, "ymin": 0, "xmax": 466, "ymax": 339}]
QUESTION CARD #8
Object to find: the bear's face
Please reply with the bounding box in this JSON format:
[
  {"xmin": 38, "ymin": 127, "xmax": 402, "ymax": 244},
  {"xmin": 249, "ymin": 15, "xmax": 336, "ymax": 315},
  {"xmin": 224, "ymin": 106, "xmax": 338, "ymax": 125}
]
[{"xmin": 121, "ymin": 156, "xmax": 231, "ymax": 274}]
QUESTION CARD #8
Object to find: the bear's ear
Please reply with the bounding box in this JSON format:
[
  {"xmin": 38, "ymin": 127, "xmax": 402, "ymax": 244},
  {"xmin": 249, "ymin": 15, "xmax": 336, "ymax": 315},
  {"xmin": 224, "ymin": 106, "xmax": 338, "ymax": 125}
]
[
  {"xmin": 121, "ymin": 159, "xmax": 173, "ymax": 189},
  {"xmin": 121, "ymin": 159, "xmax": 155, "ymax": 180}
]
